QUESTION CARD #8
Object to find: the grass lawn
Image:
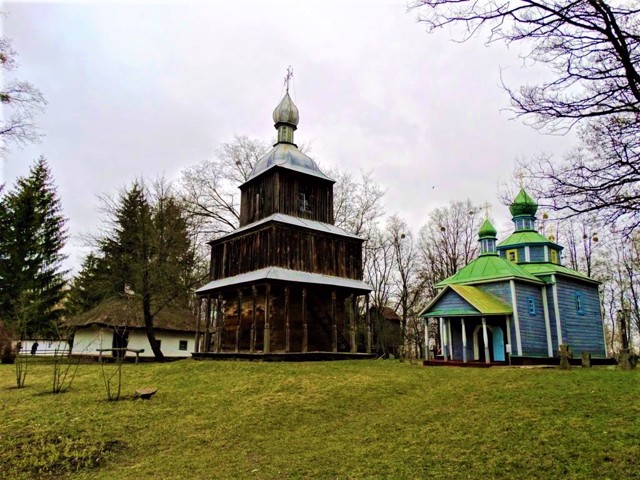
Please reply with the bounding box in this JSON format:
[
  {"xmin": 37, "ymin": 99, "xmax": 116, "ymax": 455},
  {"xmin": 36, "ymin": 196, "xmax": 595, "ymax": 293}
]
[{"xmin": 1, "ymin": 359, "xmax": 639, "ymax": 479}]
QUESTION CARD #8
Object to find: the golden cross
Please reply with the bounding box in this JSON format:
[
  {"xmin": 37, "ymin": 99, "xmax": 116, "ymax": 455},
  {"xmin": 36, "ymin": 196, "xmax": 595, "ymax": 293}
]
[
  {"xmin": 515, "ymin": 169, "xmax": 525, "ymax": 188},
  {"xmin": 284, "ymin": 66, "xmax": 293, "ymax": 93}
]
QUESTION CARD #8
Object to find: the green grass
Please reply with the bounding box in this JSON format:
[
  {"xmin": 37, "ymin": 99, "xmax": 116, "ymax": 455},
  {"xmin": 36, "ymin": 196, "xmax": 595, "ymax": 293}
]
[{"xmin": 1, "ymin": 360, "xmax": 639, "ymax": 479}]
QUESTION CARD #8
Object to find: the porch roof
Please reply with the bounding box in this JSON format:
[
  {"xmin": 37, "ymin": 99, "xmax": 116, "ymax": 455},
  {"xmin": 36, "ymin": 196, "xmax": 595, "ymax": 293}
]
[{"xmin": 419, "ymin": 284, "xmax": 512, "ymax": 318}]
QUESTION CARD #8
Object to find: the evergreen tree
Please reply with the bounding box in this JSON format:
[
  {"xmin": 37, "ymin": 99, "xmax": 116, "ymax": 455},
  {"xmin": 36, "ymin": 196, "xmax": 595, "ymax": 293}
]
[
  {"xmin": 68, "ymin": 180, "xmax": 199, "ymax": 360},
  {"xmin": 0, "ymin": 157, "xmax": 67, "ymax": 337}
]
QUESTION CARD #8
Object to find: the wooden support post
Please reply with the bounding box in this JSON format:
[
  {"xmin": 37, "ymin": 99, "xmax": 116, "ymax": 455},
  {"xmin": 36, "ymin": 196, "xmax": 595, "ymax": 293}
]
[
  {"xmin": 285, "ymin": 287, "xmax": 290, "ymax": 353},
  {"xmin": 331, "ymin": 291, "xmax": 337, "ymax": 353},
  {"xmin": 216, "ymin": 294, "xmax": 223, "ymax": 353},
  {"xmin": 302, "ymin": 288, "xmax": 308, "ymax": 353},
  {"xmin": 440, "ymin": 318, "xmax": 448, "ymax": 361},
  {"xmin": 194, "ymin": 297, "xmax": 202, "ymax": 353},
  {"xmin": 461, "ymin": 317, "xmax": 468, "ymax": 363},
  {"xmin": 447, "ymin": 318, "xmax": 454, "ymax": 361},
  {"xmin": 264, "ymin": 284, "xmax": 271, "ymax": 354},
  {"xmin": 235, "ymin": 289, "xmax": 242, "ymax": 353},
  {"xmin": 250, "ymin": 285, "xmax": 257, "ymax": 353},
  {"xmin": 424, "ymin": 318, "xmax": 430, "ymax": 360},
  {"xmin": 350, "ymin": 295, "xmax": 357, "ymax": 353},
  {"xmin": 365, "ymin": 294, "xmax": 372, "ymax": 354},
  {"xmin": 194, "ymin": 297, "xmax": 201, "ymax": 353},
  {"xmin": 482, "ymin": 317, "xmax": 490, "ymax": 364},
  {"xmin": 204, "ymin": 296, "xmax": 212, "ymax": 352}
]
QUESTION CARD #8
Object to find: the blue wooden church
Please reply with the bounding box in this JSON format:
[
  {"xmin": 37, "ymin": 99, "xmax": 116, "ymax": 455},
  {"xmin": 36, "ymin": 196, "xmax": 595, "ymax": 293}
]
[{"xmin": 419, "ymin": 189, "xmax": 608, "ymax": 364}]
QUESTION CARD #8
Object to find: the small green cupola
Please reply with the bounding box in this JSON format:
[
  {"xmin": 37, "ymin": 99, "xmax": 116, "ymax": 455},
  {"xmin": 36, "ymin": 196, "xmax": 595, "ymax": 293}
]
[
  {"xmin": 509, "ymin": 188, "xmax": 538, "ymax": 231},
  {"xmin": 478, "ymin": 218, "xmax": 498, "ymax": 256}
]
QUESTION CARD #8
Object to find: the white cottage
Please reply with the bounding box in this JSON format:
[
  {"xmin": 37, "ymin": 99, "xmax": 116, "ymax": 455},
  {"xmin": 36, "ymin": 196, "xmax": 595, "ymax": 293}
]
[{"xmin": 66, "ymin": 296, "xmax": 198, "ymax": 359}]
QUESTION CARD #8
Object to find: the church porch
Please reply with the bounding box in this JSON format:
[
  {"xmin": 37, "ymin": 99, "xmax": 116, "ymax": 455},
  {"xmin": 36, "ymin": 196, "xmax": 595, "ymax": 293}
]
[{"xmin": 425, "ymin": 315, "xmax": 512, "ymax": 365}]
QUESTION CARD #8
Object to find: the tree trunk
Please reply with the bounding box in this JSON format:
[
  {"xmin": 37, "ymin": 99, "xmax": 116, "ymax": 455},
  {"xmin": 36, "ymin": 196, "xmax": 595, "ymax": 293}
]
[{"xmin": 142, "ymin": 271, "xmax": 164, "ymax": 362}]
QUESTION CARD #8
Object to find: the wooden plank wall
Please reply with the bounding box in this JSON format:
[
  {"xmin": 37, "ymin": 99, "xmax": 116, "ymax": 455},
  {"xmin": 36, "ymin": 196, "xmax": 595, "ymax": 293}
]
[
  {"xmin": 239, "ymin": 170, "xmax": 334, "ymax": 226},
  {"xmin": 210, "ymin": 225, "xmax": 363, "ymax": 280}
]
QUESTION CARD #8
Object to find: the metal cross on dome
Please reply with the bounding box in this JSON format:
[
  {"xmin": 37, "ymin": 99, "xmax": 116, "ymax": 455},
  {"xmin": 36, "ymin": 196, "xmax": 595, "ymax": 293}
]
[
  {"xmin": 284, "ymin": 66, "xmax": 293, "ymax": 93},
  {"xmin": 481, "ymin": 201, "xmax": 492, "ymax": 218},
  {"xmin": 515, "ymin": 169, "xmax": 525, "ymax": 188}
]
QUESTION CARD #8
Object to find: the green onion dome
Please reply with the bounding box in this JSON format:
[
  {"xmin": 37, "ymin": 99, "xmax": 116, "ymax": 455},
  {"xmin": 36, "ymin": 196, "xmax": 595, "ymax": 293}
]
[
  {"xmin": 478, "ymin": 218, "xmax": 497, "ymax": 239},
  {"xmin": 509, "ymin": 188, "xmax": 538, "ymax": 217}
]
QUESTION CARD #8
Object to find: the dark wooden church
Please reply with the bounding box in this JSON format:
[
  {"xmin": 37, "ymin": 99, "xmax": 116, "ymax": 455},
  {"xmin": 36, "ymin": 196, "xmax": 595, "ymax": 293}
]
[{"xmin": 194, "ymin": 88, "xmax": 373, "ymax": 358}]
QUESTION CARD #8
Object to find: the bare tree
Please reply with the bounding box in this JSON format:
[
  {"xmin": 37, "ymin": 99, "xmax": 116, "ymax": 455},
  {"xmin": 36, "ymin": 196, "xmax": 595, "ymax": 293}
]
[
  {"xmin": 518, "ymin": 118, "xmax": 640, "ymax": 232},
  {"xmin": 411, "ymin": 1, "xmax": 640, "ymax": 231},
  {"xmin": 180, "ymin": 135, "xmax": 270, "ymax": 239},
  {"xmin": 0, "ymin": 37, "xmax": 46, "ymax": 157},
  {"xmin": 417, "ymin": 199, "xmax": 482, "ymax": 298},
  {"xmin": 364, "ymin": 226, "xmax": 396, "ymax": 355},
  {"xmin": 388, "ymin": 215, "xmax": 427, "ymax": 359},
  {"xmin": 410, "ymin": 0, "xmax": 640, "ymax": 132},
  {"xmin": 329, "ymin": 168, "xmax": 386, "ymax": 238}
]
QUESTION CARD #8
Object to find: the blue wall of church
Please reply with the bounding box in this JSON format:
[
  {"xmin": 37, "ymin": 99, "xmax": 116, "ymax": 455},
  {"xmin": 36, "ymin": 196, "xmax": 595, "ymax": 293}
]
[
  {"xmin": 514, "ymin": 282, "xmax": 549, "ymax": 357},
  {"xmin": 545, "ymin": 285, "xmax": 559, "ymax": 353},
  {"xmin": 555, "ymin": 276, "xmax": 606, "ymax": 356}
]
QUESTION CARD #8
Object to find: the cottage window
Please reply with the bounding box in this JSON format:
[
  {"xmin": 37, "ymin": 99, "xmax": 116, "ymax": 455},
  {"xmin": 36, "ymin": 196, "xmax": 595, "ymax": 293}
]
[
  {"xmin": 528, "ymin": 298, "xmax": 536, "ymax": 315},
  {"xmin": 506, "ymin": 249, "xmax": 518, "ymax": 262},
  {"xmin": 179, "ymin": 340, "xmax": 188, "ymax": 351},
  {"xmin": 575, "ymin": 293, "xmax": 585, "ymax": 315}
]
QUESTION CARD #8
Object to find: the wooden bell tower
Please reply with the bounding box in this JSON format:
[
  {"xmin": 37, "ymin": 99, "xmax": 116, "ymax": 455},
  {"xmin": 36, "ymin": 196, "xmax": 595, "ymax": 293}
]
[{"xmin": 195, "ymin": 77, "xmax": 372, "ymax": 359}]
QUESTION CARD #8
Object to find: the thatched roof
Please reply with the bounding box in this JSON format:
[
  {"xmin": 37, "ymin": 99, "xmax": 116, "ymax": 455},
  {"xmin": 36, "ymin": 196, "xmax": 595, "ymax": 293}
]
[{"xmin": 65, "ymin": 296, "xmax": 198, "ymax": 333}]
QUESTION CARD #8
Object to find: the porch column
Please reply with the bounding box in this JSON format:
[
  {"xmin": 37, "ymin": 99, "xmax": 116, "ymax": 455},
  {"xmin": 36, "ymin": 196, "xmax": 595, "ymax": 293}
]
[
  {"xmin": 505, "ymin": 315, "xmax": 512, "ymax": 365},
  {"xmin": 263, "ymin": 284, "xmax": 271, "ymax": 354},
  {"xmin": 424, "ymin": 318, "xmax": 430, "ymax": 360},
  {"xmin": 482, "ymin": 317, "xmax": 490, "ymax": 364},
  {"xmin": 215, "ymin": 294, "xmax": 223, "ymax": 353},
  {"xmin": 302, "ymin": 288, "xmax": 308, "ymax": 353},
  {"xmin": 194, "ymin": 297, "xmax": 202, "ymax": 353},
  {"xmin": 461, "ymin": 317, "xmax": 468, "ymax": 363},
  {"xmin": 366, "ymin": 294, "xmax": 372, "ymax": 354},
  {"xmin": 285, "ymin": 287, "xmax": 291, "ymax": 353},
  {"xmin": 204, "ymin": 296, "xmax": 212, "ymax": 352},
  {"xmin": 250, "ymin": 286, "xmax": 257, "ymax": 353},
  {"xmin": 350, "ymin": 295, "xmax": 357, "ymax": 353},
  {"xmin": 447, "ymin": 318, "xmax": 454, "ymax": 361},
  {"xmin": 440, "ymin": 317, "xmax": 448, "ymax": 361},
  {"xmin": 235, "ymin": 289, "xmax": 242, "ymax": 353},
  {"xmin": 331, "ymin": 291, "xmax": 337, "ymax": 352}
]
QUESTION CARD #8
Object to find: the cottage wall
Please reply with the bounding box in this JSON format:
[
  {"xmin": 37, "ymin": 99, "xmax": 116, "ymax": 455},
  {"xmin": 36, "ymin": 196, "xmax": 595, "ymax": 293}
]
[
  {"xmin": 71, "ymin": 327, "xmax": 193, "ymax": 358},
  {"xmin": 126, "ymin": 331, "xmax": 194, "ymax": 358},
  {"xmin": 72, "ymin": 326, "xmax": 113, "ymax": 356}
]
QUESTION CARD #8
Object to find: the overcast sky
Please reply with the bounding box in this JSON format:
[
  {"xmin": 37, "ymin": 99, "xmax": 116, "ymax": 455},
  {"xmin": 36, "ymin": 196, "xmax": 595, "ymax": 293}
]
[{"xmin": 2, "ymin": 0, "xmax": 575, "ymax": 275}]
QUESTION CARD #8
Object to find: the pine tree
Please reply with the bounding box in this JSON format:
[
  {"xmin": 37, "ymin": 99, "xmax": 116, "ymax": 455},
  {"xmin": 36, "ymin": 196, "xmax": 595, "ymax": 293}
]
[
  {"xmin": 0, "ymin": 157, "xmax": 67, "ymax": 337},
  {"xmin": 68, "ymin": 180, "xmax": 199, "ymax": 360}
]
